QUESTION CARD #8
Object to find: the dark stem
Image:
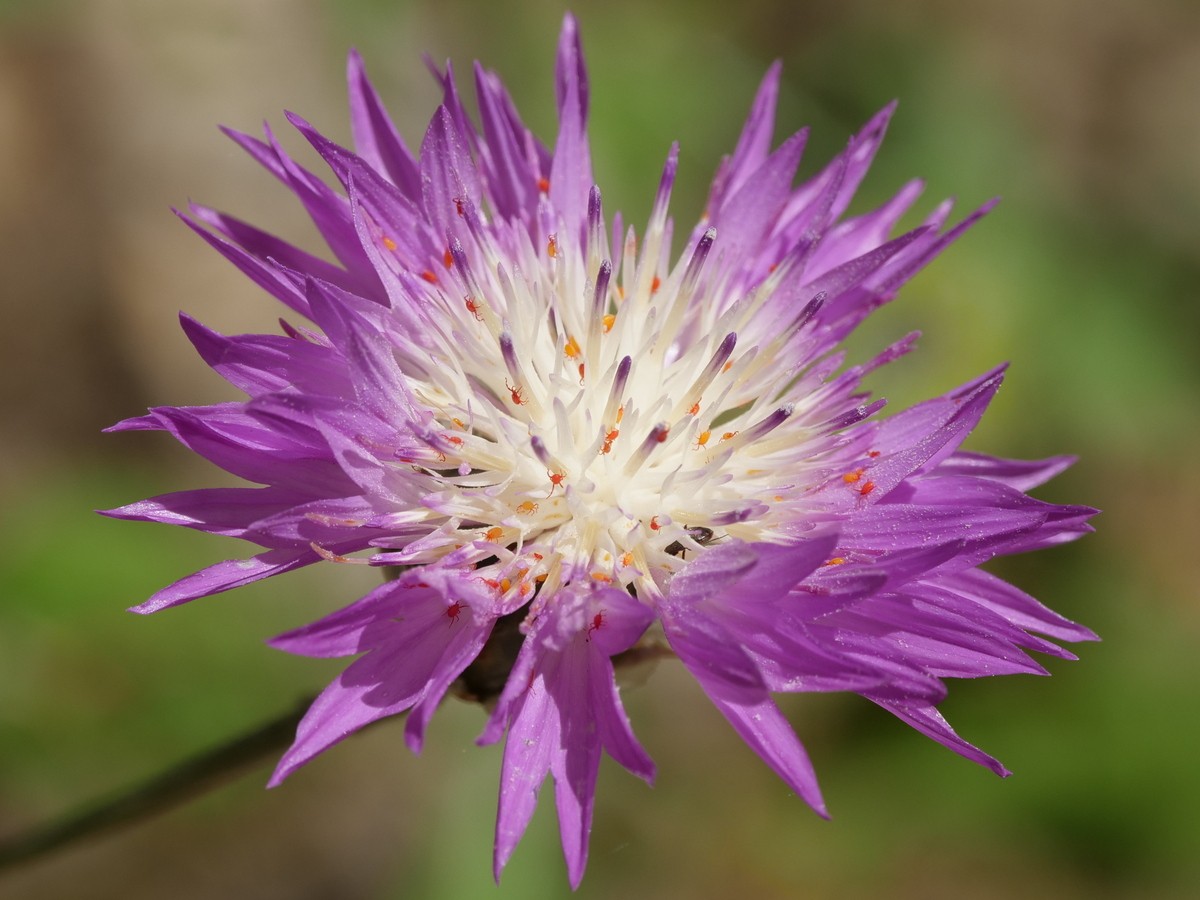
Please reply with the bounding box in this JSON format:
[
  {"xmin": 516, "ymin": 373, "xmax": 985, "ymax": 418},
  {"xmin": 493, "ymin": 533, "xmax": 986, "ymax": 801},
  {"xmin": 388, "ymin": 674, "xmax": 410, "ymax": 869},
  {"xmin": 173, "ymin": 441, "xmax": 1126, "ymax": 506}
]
[
  {"xmin": 0, "ymin": 626, "xmax": 674, "ymax": 874},
  {"xmin": 0, "ymin": 695, "xmax": 314, "ymax": 873}
]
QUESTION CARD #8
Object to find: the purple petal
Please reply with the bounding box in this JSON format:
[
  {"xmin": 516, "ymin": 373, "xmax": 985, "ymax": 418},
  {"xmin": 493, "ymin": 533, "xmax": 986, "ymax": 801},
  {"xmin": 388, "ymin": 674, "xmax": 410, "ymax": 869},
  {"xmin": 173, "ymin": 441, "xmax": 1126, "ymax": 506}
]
[
  {"xmin": 346, "ymin": 48, "xmax": 422, "ymax": 199},
  {"xmin": 133, "ymin": 545, "xmax": 323, "ymax": 613},
  {"xmin": 710, "ymin": 694, "xmax": 827, "ymax": 815},
  {"xmin": 871, "ymin": 699, "xmax": 1010, "ymax": 777},
  {"xmin": 100, "ymin": 486, "xmax": 306, "ymax": 542},
  {"xmin": 548, "ymin": 13, "xmax": 592, "ymax": 243}
]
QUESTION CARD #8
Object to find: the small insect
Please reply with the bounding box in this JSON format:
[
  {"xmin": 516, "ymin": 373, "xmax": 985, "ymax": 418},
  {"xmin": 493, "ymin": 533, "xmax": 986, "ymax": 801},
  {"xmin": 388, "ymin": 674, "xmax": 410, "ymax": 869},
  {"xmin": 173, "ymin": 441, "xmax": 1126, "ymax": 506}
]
[
  {"xmin": 601, "ymin": 427, "xmax": 619, "ymax": 455},
  {"xmin": 665, "ymin": 526, "xmax": 716, "ymax": 558},
  {"xmin": 585, "ymin": 610, "xmax": 606, "ymax": 641},
  {"xmin": 505, "ymin": 379, "xmax": 526, "ymax": 406}
]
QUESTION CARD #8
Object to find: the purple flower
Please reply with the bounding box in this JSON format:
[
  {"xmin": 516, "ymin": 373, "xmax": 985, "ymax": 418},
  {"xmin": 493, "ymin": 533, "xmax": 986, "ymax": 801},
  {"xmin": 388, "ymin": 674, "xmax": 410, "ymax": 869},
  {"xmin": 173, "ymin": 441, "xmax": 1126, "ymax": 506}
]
[{"xmin": 105, "ymin": 14, "xmax": 1096, "ymax": 887}]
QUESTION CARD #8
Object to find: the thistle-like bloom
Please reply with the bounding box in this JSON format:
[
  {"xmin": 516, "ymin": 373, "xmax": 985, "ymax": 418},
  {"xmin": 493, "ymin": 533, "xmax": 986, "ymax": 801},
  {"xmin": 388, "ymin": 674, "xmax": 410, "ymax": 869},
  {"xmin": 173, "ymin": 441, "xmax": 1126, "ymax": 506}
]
[{"xmin": 106, "ymin": 15, "xmax": 1096, "ymax": 887}]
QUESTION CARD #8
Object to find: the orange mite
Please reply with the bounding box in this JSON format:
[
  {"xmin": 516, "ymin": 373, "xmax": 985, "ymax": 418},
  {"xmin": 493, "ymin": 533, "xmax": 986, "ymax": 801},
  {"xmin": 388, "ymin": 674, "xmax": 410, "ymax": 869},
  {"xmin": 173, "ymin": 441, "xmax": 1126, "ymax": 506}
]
[
  {"xmin": 843, "ymin": 468, "xmax": 864, "ymax": 484},
  {"xmin": 505, "ymin": 379, "xmax": 525, "ymax": 405},
  {"xmin": 443, "ymin": 248, "xmax": 454, "ymax": 268},
  {"xmin": 516, "ymin": 500, "xmax": 539, "ymax": 515},
  {"xmin": 547, "ymin": 234, "xmax": 558, "ymax": 258},
  {"xmin": 688, "ymin": 400, "xmax": 701, "ymax": 416},
  {"xmin": 601, "ymin": 427, "xmax": 619, "ymax": 455},
  {"xmin": 694, "ymin": 430, "xmax": 712, "ymax": 449},
  {"xmin": 382, "ymin": 236, "xmax": 397, "ymax": 251},
  {"xmin": 484, "ymin": 526, "xmax": 504, "ymax": 542},
  {"xmin": 858, "ymin": 481, "xmax": 876, "ymax": 497},
  {"xmin": 420, "ymin": 270, "xmax": 438, "ymax": 284},
  {"xmin": 720, "ymin": 431, "xmax": 738, "ymax": 442},
  {"xmin": 650, "ymin": 275, "xmax": 661, "ymax": 294},
  {"xmin": 602, "ymin": 314, "xmax": 616, "ymax": 333}
]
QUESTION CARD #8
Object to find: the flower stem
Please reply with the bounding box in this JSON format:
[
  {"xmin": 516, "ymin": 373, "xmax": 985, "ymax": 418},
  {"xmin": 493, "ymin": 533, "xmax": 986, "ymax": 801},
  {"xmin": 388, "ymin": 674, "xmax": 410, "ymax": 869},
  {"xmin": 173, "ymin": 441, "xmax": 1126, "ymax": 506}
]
[{"xmin": 0, "ymin": 695, "xmax": 315, "ymax": 872}]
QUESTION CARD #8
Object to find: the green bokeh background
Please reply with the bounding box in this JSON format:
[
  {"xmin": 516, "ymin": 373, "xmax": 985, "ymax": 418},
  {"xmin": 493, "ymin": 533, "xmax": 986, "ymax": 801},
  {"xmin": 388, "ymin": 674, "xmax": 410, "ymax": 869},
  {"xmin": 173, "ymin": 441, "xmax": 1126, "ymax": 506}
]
[{"xmin": 1, "ymin": 1, "xmax": 1197, "ymax": 897}]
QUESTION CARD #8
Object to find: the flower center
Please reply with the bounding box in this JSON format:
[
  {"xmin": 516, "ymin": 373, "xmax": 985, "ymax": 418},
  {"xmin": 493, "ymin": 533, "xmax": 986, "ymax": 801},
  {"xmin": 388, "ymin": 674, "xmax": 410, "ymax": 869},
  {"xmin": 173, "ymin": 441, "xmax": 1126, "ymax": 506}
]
[{"xmin": 375, "ymin": 182, "xmax": 827, "ymax": 602}]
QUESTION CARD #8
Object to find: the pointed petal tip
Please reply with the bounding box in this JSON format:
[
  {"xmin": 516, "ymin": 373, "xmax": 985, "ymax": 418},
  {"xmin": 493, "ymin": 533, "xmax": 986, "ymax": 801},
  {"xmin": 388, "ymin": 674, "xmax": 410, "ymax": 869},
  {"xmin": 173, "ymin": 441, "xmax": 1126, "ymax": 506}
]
[{"xmin": 127, "ymin": 599, "xmax": 160, "ymax": 615}]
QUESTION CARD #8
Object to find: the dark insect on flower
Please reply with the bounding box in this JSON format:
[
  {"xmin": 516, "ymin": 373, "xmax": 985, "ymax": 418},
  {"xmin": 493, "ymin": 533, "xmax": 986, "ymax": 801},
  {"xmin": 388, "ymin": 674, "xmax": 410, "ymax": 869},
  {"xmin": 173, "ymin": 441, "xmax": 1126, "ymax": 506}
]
[{"xmin": 665, "ymin": 526, "xmax": 717, "ymax": 558}]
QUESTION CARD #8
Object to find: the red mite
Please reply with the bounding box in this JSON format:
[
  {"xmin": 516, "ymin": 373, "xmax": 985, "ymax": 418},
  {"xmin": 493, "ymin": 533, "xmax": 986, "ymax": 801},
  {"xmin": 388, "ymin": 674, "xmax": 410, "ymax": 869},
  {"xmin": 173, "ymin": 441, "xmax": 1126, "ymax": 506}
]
[
  {"xmin": 586, "ymin": 610, "xmax": 605, "ymax": 641},
  {"xmin": 505, "ymin": 379, "xmax": 525, "ymax": 405},
  {"xmin": 446, "ymin": 600, "xmax": 464, "ymax": 625}
]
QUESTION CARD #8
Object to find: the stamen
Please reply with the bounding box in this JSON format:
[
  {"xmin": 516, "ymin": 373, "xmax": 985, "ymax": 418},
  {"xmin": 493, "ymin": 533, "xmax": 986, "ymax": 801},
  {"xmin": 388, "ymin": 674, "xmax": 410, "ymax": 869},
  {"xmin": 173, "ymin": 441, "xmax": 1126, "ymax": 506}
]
[
  {"xmin": 584, "ymin": 259, "xmax": 612, "ymax": 355},
  {"xmin": 671, "ymin": 331, "xmax": 736, "ymax": 420},
  {"xmin": 679, "ymin": 227, "xmax": 716, "ymax": 299},
  {"xmin": 587, "ymin": 185, "xmax": 605, "ymax": 267},
  {"xmin": 722, "ymin": 405, "xmax": 794, "ymax": 451},
  {"xmin": 623, "ymin": 422, "xmax": 670, "ymax": 475},
  {"xmin": 603, "ymin": 355, "xmax": 632, "ymax": 428}
]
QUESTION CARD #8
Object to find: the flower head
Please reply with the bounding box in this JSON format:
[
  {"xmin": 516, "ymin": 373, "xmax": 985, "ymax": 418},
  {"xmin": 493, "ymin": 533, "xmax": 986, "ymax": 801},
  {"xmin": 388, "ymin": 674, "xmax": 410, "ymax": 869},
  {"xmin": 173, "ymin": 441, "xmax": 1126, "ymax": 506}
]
[{"xmin": 105, "ymin": 14, "xmax": 1096, "ymax": 887}]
